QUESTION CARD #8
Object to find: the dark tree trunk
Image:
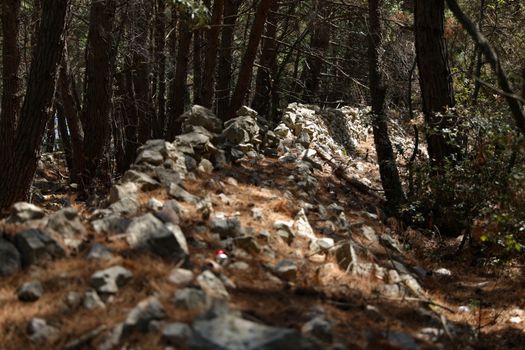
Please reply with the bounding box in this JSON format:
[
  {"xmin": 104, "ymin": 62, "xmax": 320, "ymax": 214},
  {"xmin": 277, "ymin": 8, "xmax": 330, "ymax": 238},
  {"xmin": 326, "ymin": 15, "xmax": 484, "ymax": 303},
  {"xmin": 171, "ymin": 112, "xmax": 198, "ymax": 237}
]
[
  {"xmin": 193, "ymin": 26, "xmax": 204, "ymax": 105},
  {"xmin": 368, "ymin": 0, "xmax": 405, "ymax": 210},
  {"xmin": 44, "ymin": 117, "xmax": 56, "ymax": 153},
  {"xmin": 415, "ymin": 0, "xmax": 457, "ymax": 165},
  {"xmin": 154, "ymin": 0, "xmax": 167, "ymax": 137},
  {"xmin": 201, "ymin": 0, "xmax": 225, "ymax": 108},
  {"xmin": 216, "ymin": 0, "xmax": 241, "ymax": 119},
  {"xmin": 302, "ymin": 0, "xmax": 331, "ymax": 103},
  {"xmin": 251, "ymin": 0, "xmax": 280, "ymax": 116},
  {"xmin": 166, "ymin": 3, "xmax": 179, "ymax": 137},
  {"xmin": 0, "ymin": 0, "xmax": 22, "ymax": 160},
  {"xmin": 0, "ymin": 0, "xmax": 68, "ymax": 210},
  {"xmin": 57, "ymin": 48, "xmax": 84, "ymax": 183},
  {"xmin": 80, "ymin": 0, "xmax": 117, "ymax": 191},
  {"xmin": 166, "ymin": 14, "xmax": 193, "ymax": 139},
  {"xmin": 133, "ymin": 1, "xmax": 155, "ymax": 144},
  {"xmin": 228, "ymin": 0, "xmax": 277, "ymax": 119},
  {"xmin": 56, "ymin": 103, "xmax": 74, "ymax": 175}
]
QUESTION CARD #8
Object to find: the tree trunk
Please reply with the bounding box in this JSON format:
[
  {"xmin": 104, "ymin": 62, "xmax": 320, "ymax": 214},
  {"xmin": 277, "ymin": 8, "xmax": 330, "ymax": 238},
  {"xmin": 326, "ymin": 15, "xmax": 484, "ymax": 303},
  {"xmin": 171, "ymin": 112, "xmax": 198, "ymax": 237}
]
[
  {"xmin": 193, "ymin": 26, "xmax": 204, "ymax": 105},
  {"xmin": 302, "ymin": 0, "xmax": 331, "ymax": 103},
  {"xmin": 154, "ymin": 0, "xmax": 167, "ymax": 137},
  {"xmin": 228, "ymin": 0, "xmax": 277, "ymax": 119},
  {"xmin": 80, "ymin": 0, "xmax": 117, "ymax": 191},
  {"xmin": 56, "ymin": 103, "xmax": 74, "ymax": 175},
  {"xmin": 216, "ymin": 0, "xmax": 241, "ymax": 119},
  {"xmin": 0, "ymin": 0, "xmax": 22, "ymax": 160},
  {"xmin": 368, "ymin": 0, "xmax": 405, "ymax": 210},
  {"xmin": 415, "ymin": 0, "xmax": 458, "ymax": 165},
  {"xmin": 251, "ymin": 0, "xmax": 280, "ymax": 116},
  {"xmin": 166, "ymin": 3, "xmax": 179, "ymax": 137},
  {"xmin": 166, "ymin": 13, "xmax": 194, "ymax": 139},
  {"xmin": 0, "ymin": 0, "xmax": 68, "ymax": 210},
  {"xmin": 44, "ymin": 117, "xmax": 56, "ymax": 153},
  {"xmin": 201, "ymin": 0, "xmax": 225, "ymax": 108}
]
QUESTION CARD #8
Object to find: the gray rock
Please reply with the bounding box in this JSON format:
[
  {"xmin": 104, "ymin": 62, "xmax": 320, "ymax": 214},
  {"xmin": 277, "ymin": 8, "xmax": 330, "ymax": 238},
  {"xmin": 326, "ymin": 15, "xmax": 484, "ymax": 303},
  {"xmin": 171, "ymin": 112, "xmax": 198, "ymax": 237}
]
[
  {"xmin": 197, "ymin": 270, "xmax": 229, "ymax": 300},
  {"xmin": 174, "ymin": 288, "xmax": 208, "ymax": 310},
  {"xmin": 181, "ymin": 105, "xmax": 223, "ymax": 134},
  {"xmin": 169, "ymin": 268, "xmax": 194, "ymax": 286},
  {"xmin": 361, "ymin": 226, "xmax": 378, "ymax": 242},
  {"xmin": 17, "ymin": 280, "xmax": 44, "ymax": 302},
  {"xmin": 386, "ymin": 332, "xmax": 418, "ymax": 350},
  {"xmin": 64, "ymin": 291, "xmax": 83, "ymax": 310},
  {"xmin": 154, "ymin": 206, "xmax": 181, "ymax": 225},
  {"xmin": 274, "ymin": 260, "xmax": 298, "ymax": 281},
  {"xmin": 251, "ymin": 208, "xmax": 263, "ymax": 221},
  {"xmin": 90, "ymin": 265, "xmax": 133, "ymax": 295},
  {"xmin": 235, "ymin": 235, "xmax": 261, "ymax": 254},
  {"xmin": 27, "ymin": 318, "xmax": 59, "ymax": 344},
  {"xmin": 210, "ymin": 216, "xmax": 242, "ymax": 238},
  {"xmin": 109, "ymin": 182, "xmax": 139, "ymax": 204},
  {"xmin": 377, "ymin": 284, "xmax": 405, "ymax": 298},
  {"xmin": 84, "ymin": 289, "xmax": 105, "ymax": 310},
  {"xmin": 91, "ymin": 215, "xmax": 131, "ymax": 234},
  {"xmin": 229, "ymin": 261, "xmax": 250, "ymax": 271},
  {"xmin": 198, "ymin": 159, "xmax": 214, "ymax": 174},
  {"xmin": 108, "ymin": 197, "xmax": 140, "ymax": 216},
  {"xmin": 189, "ymin": 312, "xmax": 321, "ymax": 350},
  {"xmin": 434, "ymin": 268, "xmax": 452, "ymax": 277},
  {"xmin": 8, "ymin": 202, "xmax": 45, "ymax": 223},
  {"xmin": 14, "ymin": 229, "xmax": 64, "ymax": 267},
  {"xmin": 162, "ymin": 322, "xmax": 193, "ymax": 345},
  {"xmin": 155, "ymin": 167, "xmax": 183, "ymax": 187},
  {"xmin": 0, "ymin": 238, "xmax": 21, "ymax": 276},
  {"xmin": 222, "ymin": 111, "xmax": 260, "ymax": 146},
  {"xmin": 169, "ymin": 184, "xmax": 200, "ymax": 204},
  {"xmin": 126, "ymin": 214, "xmax": 189, "ymax": 261},
  {"xmin": 335, "ymin": 241, "xmax": 358, "ymax": 272},
  {"xmin": 136, "ymin": 149, "xmax": 164, "ymax": 166},
  {"xmin": 121, "ymin": 296, "xmax": 166, "ymax": 339},
  {"xmin": 380, "ymin": 234, "xmax": 403, "ymax": 253},
  {"xmin": 301, "ymin": 315, "xmax": 332, "ymax": 342},
  {"xmin": 147, "ymin": 198, "xmax": 164, "ymax": 211},
  {"xmin": 46, "ymin": 208, "xmax": 86, "ymax": 249},
  {"xmin": 122, "ymin": 170, "xmax": 161, "ymax": 191},
  {"xmin": 311, "ymin": 238, "xmax": 335, "ymax": 252},
  {"xmin": 87, "ymin": 243, "xmax": 113, "ymax": 260}
]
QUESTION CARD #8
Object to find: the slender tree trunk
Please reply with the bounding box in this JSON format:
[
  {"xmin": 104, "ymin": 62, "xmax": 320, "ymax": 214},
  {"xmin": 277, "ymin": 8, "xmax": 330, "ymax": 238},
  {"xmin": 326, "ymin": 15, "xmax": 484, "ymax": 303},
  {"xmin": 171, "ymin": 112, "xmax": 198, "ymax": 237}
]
[
  {"xmin": 471, "ymin": 0, "xmax": 486, "ymax": 104},
  {"xmin": 167, "ymin": 14, "xmax": 193, "ymax": 139},
  {"xmin": 193, "ymin": 27, "xmax": 204, "ymax": 105},
  {"xmin": 368, "ymin": 0, "xmax": 405, "ymax": 210},
  {"xmin": 44, "ymin": 117, "xmax": 56, "ymax": 152},
  {"xmin": 80, "ymin": 0, "xmax": 117, "ymax": 191},
  {"xmin": 302, "ymin": 0, "xmax": 331, "ymax": 103},
  {"xmin": 251, "ymin": 0, "xmax": 280, "ymax": 116},
  {"xmin": 57, "ymin": 48, "xmax": 84, "ymax": 183},
  {"xmin": 216, "ymin": 0, "xmax": 241, "ymax": 119},
  {"xmin": 0, "ymin": 0, "xmax": 22, "ymax": 161},
  {"xmin": 415, "ymin": 0, "xmax": 458, "ymax": 165},
  {"xmin": 56, "ymin": 103, "xmax": 74, "ymax": 175},
  {"xmin": 154, "ymin": 0, "xmax": 167, "ymax": 137},
  {"xmin": 0, "ymin": 0, "xmax": 68, "ymax": 210},
  {"xmin": 228, "ymin": 0, "xmax": 277, "ymax": 118},
  {"xmin": 166, "ymin": 3, "xmax": 179, "ymax": 137},
  {"xmin": 201, "ymin": 0, "xmax": 225, "ymax": 108}
]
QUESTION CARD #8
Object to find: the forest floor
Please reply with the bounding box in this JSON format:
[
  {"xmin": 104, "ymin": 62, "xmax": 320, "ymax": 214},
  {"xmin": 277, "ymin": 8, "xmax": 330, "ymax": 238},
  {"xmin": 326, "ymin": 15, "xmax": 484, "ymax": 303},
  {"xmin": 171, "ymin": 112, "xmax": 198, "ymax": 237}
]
[{"xmin": 1, "ymin": 111, "xmax": 525, "ymax": 350}]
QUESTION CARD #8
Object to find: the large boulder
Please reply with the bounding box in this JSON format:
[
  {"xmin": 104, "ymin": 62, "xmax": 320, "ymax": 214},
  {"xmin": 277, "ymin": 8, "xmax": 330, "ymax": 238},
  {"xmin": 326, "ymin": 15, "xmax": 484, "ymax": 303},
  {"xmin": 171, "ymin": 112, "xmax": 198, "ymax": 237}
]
[
  {"xmin": 14, "ymin": 229, "xmax": 65, "ymax": 267},
  {"xmin": 188, "ymin": 312, "xmax": 321, "ymax": 350},
  {"xmin": 222, "ymin": 108, "xmax": 261, "ymax": 146},
  {"xmin": 126, "ymin": 214, "xmax": 189, "ymax": 261},
  {"xmin": 180, "ymin": 105, "xmax": 223, "ymax": 134},
  {"xmin": 46, "ymin": 208, "xmax": 86, "ymax": 249},
  {"xmin": 8, "ymin": 202, "xmax": 45, "ymax": 223}
]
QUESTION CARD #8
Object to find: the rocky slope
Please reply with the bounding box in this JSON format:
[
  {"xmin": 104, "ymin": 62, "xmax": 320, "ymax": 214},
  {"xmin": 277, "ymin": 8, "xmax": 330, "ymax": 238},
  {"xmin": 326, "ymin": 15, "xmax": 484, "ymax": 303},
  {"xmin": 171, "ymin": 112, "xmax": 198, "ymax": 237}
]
[{"xmin": 0, "ymin": 104, "xmax": 511, "ymax": 349}]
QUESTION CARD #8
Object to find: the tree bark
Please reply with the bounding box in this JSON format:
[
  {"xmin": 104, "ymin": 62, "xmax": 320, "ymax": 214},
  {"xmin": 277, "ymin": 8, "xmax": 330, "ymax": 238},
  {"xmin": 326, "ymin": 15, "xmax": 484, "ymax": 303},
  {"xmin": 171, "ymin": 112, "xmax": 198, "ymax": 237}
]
[
  {"xmin": 415, "ymin": 0, "xmax": 458, "ymax": 165},
  {"xmin": 0, "ymin": 0, "xmax": 68, "ymax": 210},
  {"xmin": 154, "ymin": 0, "xmax": 167, "ymax": 137},
  {"xmin": 201, "ymin": 0, "xmax": 225, "ymax": 108},
  {"xmin": 251, "ymin": 0, "xmax": 280, "ymax": 116},
  {"xmin": 166, "ymin": 3, "xmax": 179, "ymax": 137},
  {"xmin": 166, "ymin": 13, "xmax": 194, "ymax": 140},
  {"xmin": 302, "ymin": 0, "xmax": 331, "ymax": 103},
  {"xmin": 0, "ymin": 0, "xmax": 22, "ymax": 160},
  {"xmin": 216, "ymin": 0, "xmax": 241, "ymax": 119},
  {"xmin": 368, "ymin": 0, "xmax": 405, "ymax": 210},
  {"xmin": 228, "ymin": 0, "xmax": 277, "ymax": 119},
  {"xmin": 80, "ymin": 0, "xmax": 117, "ymax": 191}
]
